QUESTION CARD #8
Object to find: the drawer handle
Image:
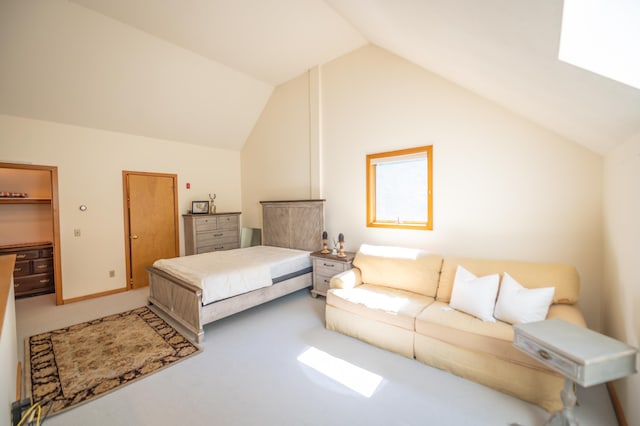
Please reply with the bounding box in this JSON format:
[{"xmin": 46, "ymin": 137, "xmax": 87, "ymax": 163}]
[
  {"xmin": 538, "ymin": 349, "xmax": 551, "ymax": 360},
  {"xmin": 213, "ymin": 233, "xmax": 223, "ymax": 237},
  {"xmin": 215, "ymin": 246, "xmax": 224, "ymax": 250},
  {"xmin": 16, "ymin": 254, "xmax": 26, "ymax": 259},
  {"xmin": 39, "ymin": 279, "xmax": 50, "ymax": 284},
  {"xmin": 36, "ymin": 264, "xmax": 48, "ymax": 269},
  {"xmin": 14, "ymin": 283, "xmax": 20, "ymax": 288},
  {"xmin": 14, "ymin": 267, "xmax": 22, "ymax": 272},
  {"xmin": 323, "ymin": 263, "xmax": 335, "ymax": 267},
  {"xmin": 323, "ymin": 279, "xmax": 330, "ymax": 283}
]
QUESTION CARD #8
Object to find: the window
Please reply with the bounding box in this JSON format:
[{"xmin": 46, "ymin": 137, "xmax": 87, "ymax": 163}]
[{"xmin": 366, "ymin": 146, "xmax": 432, "ymax": 230}]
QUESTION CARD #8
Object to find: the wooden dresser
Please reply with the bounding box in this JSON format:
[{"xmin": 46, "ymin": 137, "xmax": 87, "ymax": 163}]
[
  {"xmin": 183, "ymin": 213, "xmax": 241, "ymax": 255},
  {"xmin": 0, "ymin": 242, "xmax": 55, "ymax": 298}
]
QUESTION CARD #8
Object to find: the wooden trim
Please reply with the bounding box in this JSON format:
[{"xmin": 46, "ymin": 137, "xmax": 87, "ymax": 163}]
[
  {"xmin": 62, "ymin": 286, "xmax": 127, "ymax": 304},
  {"xmin": 0, "ymin": 162, "xmax": 63, "ymax": 304},
  {"xmin": 607, "ymin": 381, "xmax": 628, "ymax": 426},
  {"xmin": 16, "ymin": 361, "xmax": 22, "ymax": 400},
  {"xmin": 366, "ymin": 146, "xmax": 433, "ymax": 230},
  {"xmin": 50, "ymin": 166, "xmax": 63, "ymax": 305},
  {"xmin": 0, "ymin": 255, "xmax": 16, "ymax": 334}
]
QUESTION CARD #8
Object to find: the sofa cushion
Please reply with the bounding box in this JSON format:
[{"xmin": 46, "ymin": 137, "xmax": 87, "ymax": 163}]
[
  {"xmin": 415, "ymin": 301, "xmax": 542, "ymax": 369},
  {"xmin": 436, "ymin": 257, "xmax": 580, "ymax": 304},
  {"xmin": 327, "ymin": 284, "xmax": 435, "ymax": 330},
  {"xmin": 494, "ymin": 272, "xmax": 555, "ymax": 324},
  {"xmin": 353, "ymin": 244, "xmax": 443, "ymax": 297},
  {"xmin": 449, "ymin": 265, "xmax": 500, "ymax": 322}
]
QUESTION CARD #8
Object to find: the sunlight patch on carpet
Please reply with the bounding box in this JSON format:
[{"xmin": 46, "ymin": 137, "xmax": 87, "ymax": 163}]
[{"xmin": 297, "ymin": 346, "xmax": 383, "ymax": 397}]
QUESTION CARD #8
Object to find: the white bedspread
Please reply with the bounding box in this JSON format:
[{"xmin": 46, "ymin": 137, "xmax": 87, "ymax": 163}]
[{"xmin": 152, "ymin": 246, "xmax": 311, "ymax": 305}]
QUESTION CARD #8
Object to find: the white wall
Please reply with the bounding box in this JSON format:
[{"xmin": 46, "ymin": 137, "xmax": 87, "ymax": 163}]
[
  {"xmin": 0, "ymin": 0, "xmax": 272, "ymax": 151},
  {"xmin": 243, "ymin": 45, "xmax": 604, "ymax": 329},
  {"xmin": 0, "ymin": 114, "xmax": 241, "ymax": 301},
  {"xmin": 241, "ymin": 73, "xmax": 312, "ymax": 228},
  {"xmin": 603, "ymin": 132, "xmax": 640, "ymax": 426}
]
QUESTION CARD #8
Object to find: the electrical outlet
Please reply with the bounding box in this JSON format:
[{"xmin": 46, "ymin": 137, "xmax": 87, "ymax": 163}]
[
  {"xmin": 109, "ymin": 270, "xmax": 115, "ymax": 278},
  {"xmin": 74, "ymin": 228, "xmax": 81, "ymax": 237}
]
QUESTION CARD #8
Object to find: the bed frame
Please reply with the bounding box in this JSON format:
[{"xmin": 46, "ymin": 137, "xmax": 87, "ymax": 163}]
[{"xmin": 147, "ymin": 200, "xmax": 324, "ymax": 342}]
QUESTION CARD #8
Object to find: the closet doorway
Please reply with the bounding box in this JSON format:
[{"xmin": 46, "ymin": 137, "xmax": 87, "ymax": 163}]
[{"xmin": 123, "ymin": 171, "xmax": 179, "ymax": 289}]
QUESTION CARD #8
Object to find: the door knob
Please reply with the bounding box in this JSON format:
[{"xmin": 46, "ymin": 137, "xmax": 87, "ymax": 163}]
[{"xmin": 130, "ymin": 235, "xmax": 139, "ymax": 239}]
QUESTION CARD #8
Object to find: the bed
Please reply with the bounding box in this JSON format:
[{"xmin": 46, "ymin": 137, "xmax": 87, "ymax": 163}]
[{"xmin": 147, "ymin": 199, "xmax": 324, "ymax": 342}]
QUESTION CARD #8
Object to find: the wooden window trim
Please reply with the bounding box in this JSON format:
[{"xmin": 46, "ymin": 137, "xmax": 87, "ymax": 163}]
[{"xmin": 366, "ymin": 146, "xmax": 433, "ymax": 230}]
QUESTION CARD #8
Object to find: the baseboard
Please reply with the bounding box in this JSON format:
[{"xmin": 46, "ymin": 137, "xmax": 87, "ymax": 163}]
[
  {"xmin": 62, "ymin": 286, "xmax": 128, "ymax": 304},
  {"xmin": 607, "ymin": 381, "xmax": 627, "ymax": 426}
]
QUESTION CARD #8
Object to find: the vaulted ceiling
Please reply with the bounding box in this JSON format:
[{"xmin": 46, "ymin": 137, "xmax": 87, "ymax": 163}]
[{"xmin": 2, "ymin": 0, "xmax": 639, "ymax": 154}]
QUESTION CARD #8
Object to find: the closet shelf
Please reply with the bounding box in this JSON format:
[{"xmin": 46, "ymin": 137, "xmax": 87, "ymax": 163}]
[{"xmin": 0, "ymin": 198, "xmax": 51, "ymax": 205}]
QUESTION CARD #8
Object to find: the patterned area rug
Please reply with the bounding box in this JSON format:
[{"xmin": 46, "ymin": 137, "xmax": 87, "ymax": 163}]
[{"xmin": 25, "ymin": 306, "xmax": 201, "ymax": 417}]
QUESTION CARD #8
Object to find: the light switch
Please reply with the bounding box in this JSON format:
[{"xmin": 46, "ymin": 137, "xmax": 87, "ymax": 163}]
[{"xmin": 74, "ymin": 229, "xmax": 81, "ymax": 237}]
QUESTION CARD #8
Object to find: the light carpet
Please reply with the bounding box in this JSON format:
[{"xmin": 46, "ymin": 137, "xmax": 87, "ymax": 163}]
[{"xmin": 24, "ymin": 306, "xmax": 201, "ymax": 417}]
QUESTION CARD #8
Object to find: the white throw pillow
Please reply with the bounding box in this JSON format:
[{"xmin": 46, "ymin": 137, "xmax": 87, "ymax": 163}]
[
  {"xmin": 494, "ymin": 272, "xmax": 555, "ymax": 325},
  {"xmin": 449, "ymin": 265, "xmax": 500, "ymax": 322}
]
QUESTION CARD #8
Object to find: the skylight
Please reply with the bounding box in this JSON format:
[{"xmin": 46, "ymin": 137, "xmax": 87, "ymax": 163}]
[{"xmin": 559, "ymin": 0, "xmax": 640, "ymax": 90}]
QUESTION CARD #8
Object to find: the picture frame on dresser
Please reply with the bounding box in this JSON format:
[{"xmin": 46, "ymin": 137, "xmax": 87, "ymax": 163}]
[{"xmin": 191, "ymin": 201, "xmax": 209, "ymax": 214}]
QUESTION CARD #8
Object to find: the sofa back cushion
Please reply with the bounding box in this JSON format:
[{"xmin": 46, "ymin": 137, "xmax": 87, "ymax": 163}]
[
  {"xmin": 436, "ymin": 257, "xmax": 580, "ymax": 304},
  {"xmin": 353, "ymin": 244, "xmax": 443, "ymax": 297}
]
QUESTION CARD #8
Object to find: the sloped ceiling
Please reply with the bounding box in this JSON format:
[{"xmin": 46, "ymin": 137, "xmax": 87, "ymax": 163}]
[{"xmin": 2, "ymin": 0, "xmax": 639, "ymax": 154}]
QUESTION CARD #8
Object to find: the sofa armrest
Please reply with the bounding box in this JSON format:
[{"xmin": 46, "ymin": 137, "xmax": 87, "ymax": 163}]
[
  {"xmin": 329, "ymin": 267, "xmax": 363, "ymax": 290},
  {"xmin": 546, "ymin": 304, "xmax": 587, "ymax": 327}
]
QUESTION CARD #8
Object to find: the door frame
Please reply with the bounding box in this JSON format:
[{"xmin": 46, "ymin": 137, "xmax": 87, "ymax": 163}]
[{"xmin": 122, "ymin": 171, "xmax": 179, "ymax": 290}]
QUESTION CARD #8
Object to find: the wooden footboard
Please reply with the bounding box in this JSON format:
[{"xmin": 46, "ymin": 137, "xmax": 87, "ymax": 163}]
[
  {"xmin": 147, "ymin": 266, "xmax": 312, "ymax": 343},
  {"xmin": 147, "ymin": 266, "xmax": 205, "ymax": 342}
]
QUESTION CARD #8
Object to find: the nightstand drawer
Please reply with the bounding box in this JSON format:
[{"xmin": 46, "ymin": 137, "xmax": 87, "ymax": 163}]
[
  {"xmin": 217, "ymin": 215, "xmax": 239, "ymax": 229},
  {"xmin": 315, "ymin": 260, "xmax": 348, "ymax": 276}
]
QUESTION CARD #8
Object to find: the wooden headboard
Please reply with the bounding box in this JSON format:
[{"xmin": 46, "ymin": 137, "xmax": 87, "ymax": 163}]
[{"xmin": 260, "ymin": 200, "xmax": 325, "ymax": 252}]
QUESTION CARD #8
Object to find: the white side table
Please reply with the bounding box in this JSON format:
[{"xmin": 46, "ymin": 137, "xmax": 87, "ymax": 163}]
[{"xmin": 514, "ymin": 319, "xmax": 638, "ymax": 426}]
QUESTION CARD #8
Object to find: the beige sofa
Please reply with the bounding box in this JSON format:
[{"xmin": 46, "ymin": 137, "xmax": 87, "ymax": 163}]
[{"xmin": 325, "ymin": 245, "xmax": 585, "ymax": 412}]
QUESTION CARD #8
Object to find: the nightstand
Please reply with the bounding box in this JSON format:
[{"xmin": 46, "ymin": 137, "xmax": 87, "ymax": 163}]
[
  {"xmin": 514, "ymin": 319, "xmax": 638, "ymax": 426},
  {"xmin": 310, "ymin": 251, "xmax": 355, "ymax": 298}
]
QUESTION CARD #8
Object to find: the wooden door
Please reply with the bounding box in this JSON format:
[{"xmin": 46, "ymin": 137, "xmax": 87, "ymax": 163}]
[{"xmin": 123, "ymin": 172, "xmax": 178, "ymax": 289}]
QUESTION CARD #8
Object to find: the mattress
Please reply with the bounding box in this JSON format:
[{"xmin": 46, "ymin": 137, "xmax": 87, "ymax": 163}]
[{"xmin": 153, "ymin": 245, "xmax": 311, "ymax": 305}]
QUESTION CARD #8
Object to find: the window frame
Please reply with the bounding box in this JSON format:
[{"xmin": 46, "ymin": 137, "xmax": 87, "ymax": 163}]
[{"xmin": 366, "ymin": 145, "xmax": 433, "ymax": 230}]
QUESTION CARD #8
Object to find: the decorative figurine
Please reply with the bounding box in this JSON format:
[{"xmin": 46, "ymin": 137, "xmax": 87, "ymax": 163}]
[
  {"xmin": 208, "ymin": 193, "xmax": 217, "ymax": 214},
  {"xmin": 331, "ymin": 238, "xmax": 338, "ymax": 255},
  {"xmin": 321, "ymin": 231, "xmax": 329, "ymax": 254},
  {"xmin": 338, "ymin": 233, "xmax": 346, "ymax": 257}
]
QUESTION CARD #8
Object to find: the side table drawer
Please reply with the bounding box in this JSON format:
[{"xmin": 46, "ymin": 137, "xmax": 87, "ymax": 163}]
[
  {"xmin": 514, "ymin": 334, "xmax": 579, "ymax": 380},
  {"xmin": 14, "ymin": 250, "xmax": 39, "ymax": 261}
]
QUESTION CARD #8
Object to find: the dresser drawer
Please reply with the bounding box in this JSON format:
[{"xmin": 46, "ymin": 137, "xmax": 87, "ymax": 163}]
[
  {"xmin": 197, "ymin": 242, "xmax": 240, "ymax": 253},
  {"xmin": 197, "ymin": 229, "xmax": 238, "ymax": 246},
  {"xmin": 217, "ymin": 215, "xmax": 239, "ymax": 229},
  {"xmin": 14, "ymin": 249, "xmax": 39, "ymax": 261},
  {"xmin": 13, "ymin": 260, "xmax": 31, "ymax": 277},
  {"xmin": 194, "ymin": 217, "xmax": 218, "ymax": 231},
  {"xmin": 14, "ymin": 273, "xmax": 55, "ymax": 295},
  {"xmin": 40, "ymin": 247, "xmax": 54, "ymax": 258},
  {"xmin": 32, "ymin": 258, "xmax": 54, "ymax": 274}
]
